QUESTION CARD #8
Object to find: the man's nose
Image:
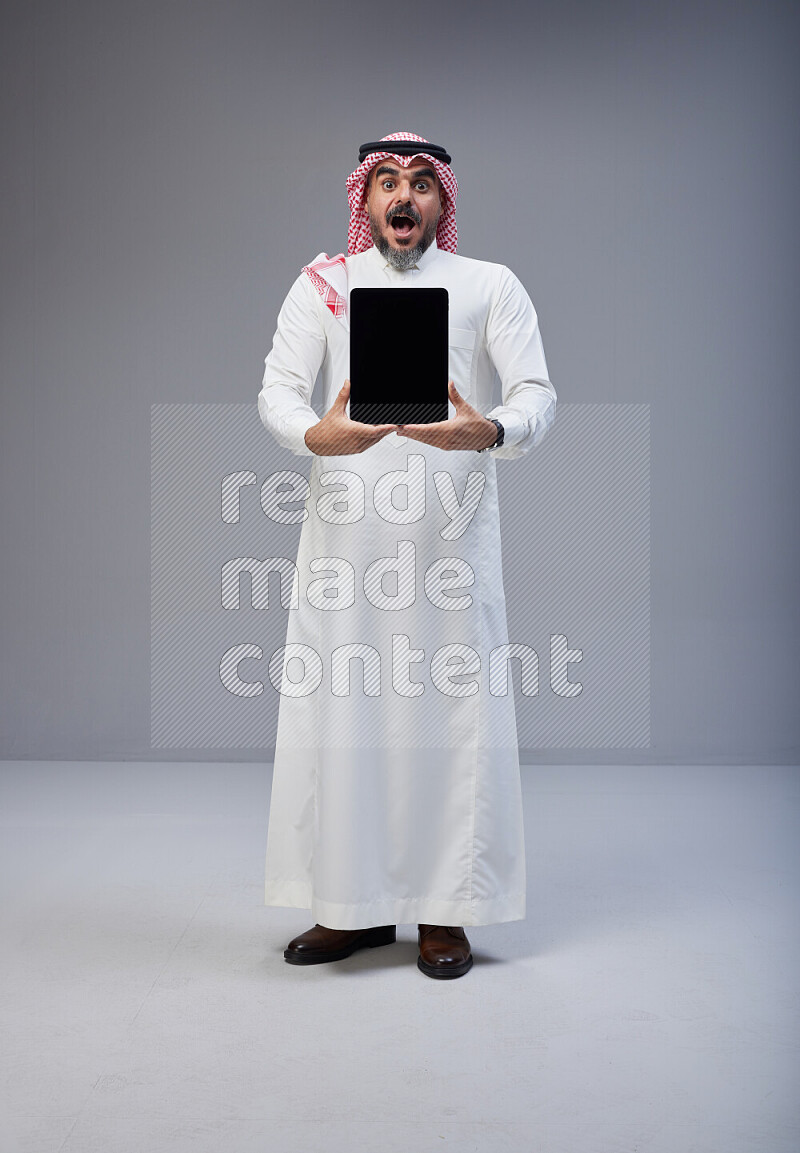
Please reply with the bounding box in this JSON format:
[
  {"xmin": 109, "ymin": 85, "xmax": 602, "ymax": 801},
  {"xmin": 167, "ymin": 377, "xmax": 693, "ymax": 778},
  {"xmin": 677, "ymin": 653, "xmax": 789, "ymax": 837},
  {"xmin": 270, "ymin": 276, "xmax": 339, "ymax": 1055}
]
[{"xmin": 394, "ymin": 180, "xmax": 416, "ymax": 204}]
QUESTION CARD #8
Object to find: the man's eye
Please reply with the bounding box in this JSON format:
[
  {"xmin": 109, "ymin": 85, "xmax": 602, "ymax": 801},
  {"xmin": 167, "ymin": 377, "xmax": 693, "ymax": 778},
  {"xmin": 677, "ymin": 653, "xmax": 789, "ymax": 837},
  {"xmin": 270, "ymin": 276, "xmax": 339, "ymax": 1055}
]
[{"xmin": 379, "ymin": 178, "xmax": 431, "ymax": 192}]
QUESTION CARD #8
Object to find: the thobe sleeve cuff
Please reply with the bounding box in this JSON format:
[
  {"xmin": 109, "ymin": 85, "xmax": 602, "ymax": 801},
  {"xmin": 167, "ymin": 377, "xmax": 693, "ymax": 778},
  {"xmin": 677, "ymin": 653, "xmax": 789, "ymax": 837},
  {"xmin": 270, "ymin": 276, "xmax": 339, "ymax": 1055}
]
[
  {"xmin": 257, "ymin": 386, "xmax": 320, "ymax": 457},
  {"xmin": 485, "ymin": 407, "xmax": 527, "ymax": 448},
  {"xmin": 485, "ymin": 385, "xmax": 557, "ymax": 460}
]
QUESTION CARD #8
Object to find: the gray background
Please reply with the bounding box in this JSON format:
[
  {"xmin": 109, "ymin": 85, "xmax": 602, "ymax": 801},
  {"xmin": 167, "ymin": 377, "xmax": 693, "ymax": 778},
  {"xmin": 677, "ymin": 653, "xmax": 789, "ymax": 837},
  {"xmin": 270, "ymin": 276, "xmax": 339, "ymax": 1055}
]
[{"xmin": 1, "ymin": 0, "xmax": 797, "ymax": 763}]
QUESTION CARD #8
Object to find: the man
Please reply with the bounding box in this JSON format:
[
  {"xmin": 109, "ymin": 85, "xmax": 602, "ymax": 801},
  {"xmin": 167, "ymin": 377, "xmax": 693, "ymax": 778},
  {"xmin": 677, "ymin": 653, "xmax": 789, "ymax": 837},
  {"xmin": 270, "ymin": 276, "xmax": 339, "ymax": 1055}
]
[{"xmin": 257, "ymin": 131, "xmax": 556, "ymax": 979}]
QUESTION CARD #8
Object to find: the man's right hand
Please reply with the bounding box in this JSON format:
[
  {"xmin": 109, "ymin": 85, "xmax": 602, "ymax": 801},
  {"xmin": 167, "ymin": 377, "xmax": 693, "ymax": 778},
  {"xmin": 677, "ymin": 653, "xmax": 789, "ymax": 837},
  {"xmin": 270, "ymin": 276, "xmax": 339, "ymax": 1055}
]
[{"xmin": 303, "ymin": 380, "xmax": 400, "ymax": 456}]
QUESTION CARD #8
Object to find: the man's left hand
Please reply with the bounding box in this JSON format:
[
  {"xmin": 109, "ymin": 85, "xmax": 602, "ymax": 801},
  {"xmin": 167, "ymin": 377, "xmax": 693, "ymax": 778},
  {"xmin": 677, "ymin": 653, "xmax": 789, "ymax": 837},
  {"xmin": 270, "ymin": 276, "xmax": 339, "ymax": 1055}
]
[{"xmin": 398, "ymin": 382, "xmax": 498, "ymax": 451}]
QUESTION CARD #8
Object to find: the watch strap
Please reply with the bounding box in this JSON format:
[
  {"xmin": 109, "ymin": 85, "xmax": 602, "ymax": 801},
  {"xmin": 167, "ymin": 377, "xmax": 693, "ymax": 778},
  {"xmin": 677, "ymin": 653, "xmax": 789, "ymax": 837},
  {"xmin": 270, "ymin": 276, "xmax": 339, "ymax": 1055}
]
[{"xmin": 477, "ymin": 417, "xmax": 504, "ymax": 452}]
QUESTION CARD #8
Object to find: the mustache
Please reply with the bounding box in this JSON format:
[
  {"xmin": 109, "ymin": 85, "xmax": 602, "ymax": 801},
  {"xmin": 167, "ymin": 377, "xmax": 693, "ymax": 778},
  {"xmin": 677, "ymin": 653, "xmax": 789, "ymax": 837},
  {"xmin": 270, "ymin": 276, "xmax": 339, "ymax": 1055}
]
[{"xmin": 386, "ymin": 204, "xmax": 422, "ymax": 226}]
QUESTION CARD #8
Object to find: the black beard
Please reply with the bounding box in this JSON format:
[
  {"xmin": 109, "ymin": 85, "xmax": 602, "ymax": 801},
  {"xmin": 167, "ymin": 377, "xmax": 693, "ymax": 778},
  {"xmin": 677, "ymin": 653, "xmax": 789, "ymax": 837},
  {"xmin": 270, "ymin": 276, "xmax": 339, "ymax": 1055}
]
[{"xmin": 368, "ymin": 208, "xmax": 440, "ymax": 271}]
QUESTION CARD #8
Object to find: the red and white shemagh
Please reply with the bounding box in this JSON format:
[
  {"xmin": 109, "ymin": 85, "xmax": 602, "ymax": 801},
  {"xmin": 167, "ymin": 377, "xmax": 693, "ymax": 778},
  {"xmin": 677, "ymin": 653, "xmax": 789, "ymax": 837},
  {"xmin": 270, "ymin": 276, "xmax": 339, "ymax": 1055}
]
[{"xmin": 302, "ymin": 131, "xmax": 458, "ymax": 320}]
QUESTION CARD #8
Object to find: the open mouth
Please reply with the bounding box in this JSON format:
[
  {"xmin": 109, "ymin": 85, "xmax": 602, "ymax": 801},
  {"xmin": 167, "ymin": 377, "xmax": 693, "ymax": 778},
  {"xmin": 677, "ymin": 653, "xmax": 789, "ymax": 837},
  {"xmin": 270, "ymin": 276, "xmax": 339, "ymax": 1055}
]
[{"xmin": 389, "ymin": 214, "xmax": 418, "ymax": 237}]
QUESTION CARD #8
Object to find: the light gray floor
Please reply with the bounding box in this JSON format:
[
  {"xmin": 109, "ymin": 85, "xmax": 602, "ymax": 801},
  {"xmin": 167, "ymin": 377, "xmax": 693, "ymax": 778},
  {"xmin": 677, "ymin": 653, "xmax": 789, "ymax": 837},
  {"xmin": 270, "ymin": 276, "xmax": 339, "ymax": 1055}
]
[{"xmin": 0, "ymin": 761, "xmax": 797, "ymax": 1153}]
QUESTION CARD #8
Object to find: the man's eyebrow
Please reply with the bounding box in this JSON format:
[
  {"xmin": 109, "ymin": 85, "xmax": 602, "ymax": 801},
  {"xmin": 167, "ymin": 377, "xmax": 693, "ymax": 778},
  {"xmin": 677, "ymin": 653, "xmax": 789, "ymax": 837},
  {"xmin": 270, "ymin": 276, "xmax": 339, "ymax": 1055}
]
[{"xmin": 373, "ymin": 164, "xmax": 438, "ymax": 184}]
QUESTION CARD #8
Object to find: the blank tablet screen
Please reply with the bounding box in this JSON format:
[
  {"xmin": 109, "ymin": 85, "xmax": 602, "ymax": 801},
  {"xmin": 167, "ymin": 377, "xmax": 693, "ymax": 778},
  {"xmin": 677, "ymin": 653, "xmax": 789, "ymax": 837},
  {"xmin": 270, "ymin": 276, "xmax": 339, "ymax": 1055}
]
[{"xmin": 349, "ymin": 287, "xmax": 449, "ymax": 425}]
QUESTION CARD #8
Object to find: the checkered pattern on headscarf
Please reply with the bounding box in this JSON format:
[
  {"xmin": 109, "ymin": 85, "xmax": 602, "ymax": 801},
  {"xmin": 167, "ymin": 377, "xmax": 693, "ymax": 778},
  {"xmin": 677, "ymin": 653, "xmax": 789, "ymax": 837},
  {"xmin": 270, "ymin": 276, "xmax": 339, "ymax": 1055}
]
[
  {"xmin": 301, "ymin": 131, "xmax": 458, "ymax": 319},
  {"xmin": 345, "ymin": 130, "xmax": 458, "ymax": 255}
]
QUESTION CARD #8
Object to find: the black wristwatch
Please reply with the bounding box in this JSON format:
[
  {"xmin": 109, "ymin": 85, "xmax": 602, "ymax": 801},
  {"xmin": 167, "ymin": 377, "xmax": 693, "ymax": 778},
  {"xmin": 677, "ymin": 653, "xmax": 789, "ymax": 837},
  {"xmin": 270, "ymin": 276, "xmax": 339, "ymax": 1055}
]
[{"xmin": 477, "ymin": 417, "xmax": 504, "ymax": 453}]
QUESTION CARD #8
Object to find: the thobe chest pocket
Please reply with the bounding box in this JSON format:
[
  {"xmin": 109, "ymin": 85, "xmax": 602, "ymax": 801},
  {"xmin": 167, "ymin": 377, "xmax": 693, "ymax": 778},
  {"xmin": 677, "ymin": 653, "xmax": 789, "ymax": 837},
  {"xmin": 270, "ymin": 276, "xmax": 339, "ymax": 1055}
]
[{"xmin": 448, "ymin": 327, "xmax": 478, "ymax": 405}]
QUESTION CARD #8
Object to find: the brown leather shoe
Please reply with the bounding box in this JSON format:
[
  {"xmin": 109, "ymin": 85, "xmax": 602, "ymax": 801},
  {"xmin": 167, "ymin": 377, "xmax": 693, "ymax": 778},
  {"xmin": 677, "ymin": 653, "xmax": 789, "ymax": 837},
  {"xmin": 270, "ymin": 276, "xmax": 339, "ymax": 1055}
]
[
  {"xmin": 284, "ymin": 923, "xmax": 396, "ymax": 965},
  {"xmin": 417, "ymin": 924, "xmax": 473, "ymax": 979}
]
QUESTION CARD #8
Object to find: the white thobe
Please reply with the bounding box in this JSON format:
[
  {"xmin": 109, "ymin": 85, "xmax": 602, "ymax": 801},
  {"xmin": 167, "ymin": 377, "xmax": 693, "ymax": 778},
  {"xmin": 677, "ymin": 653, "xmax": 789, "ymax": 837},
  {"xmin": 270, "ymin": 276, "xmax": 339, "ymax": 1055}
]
[{"xmin": 257, "ymin": 238, "xmax": 556, "ymax": 929}]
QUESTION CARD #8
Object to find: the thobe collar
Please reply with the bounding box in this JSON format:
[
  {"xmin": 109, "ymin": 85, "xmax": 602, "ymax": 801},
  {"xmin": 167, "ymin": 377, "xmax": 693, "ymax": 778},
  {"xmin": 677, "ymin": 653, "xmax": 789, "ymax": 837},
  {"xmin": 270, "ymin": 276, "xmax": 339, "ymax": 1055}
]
[{"xmin": 367, "ymin": 236, "xmax": 441, "ymax": 277}]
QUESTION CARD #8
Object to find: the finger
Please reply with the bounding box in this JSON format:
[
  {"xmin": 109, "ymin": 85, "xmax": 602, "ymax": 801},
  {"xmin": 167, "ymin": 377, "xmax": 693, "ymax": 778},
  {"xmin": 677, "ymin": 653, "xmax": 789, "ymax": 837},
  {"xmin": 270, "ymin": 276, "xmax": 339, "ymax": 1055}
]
[
  {"xmin": 402, "ymin": 420, "xmax": 450, "ymax": 431},
  {"xmin": 351, "ymin": 420, "xmax": 397, "ymax": 433}
]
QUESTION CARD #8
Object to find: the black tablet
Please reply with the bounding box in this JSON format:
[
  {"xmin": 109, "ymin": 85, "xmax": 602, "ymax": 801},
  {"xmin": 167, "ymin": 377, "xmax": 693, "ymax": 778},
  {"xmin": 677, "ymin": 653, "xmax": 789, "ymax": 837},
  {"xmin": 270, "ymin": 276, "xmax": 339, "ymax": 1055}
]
[{"xmin": 349, "ymin": 287, "xmax": 449, "ymax": 425}]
